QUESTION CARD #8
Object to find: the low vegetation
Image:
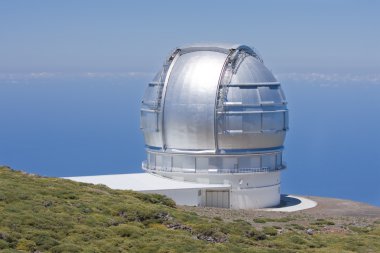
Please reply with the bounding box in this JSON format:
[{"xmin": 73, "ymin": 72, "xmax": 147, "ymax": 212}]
[
  {"xmin": 253, "ymin": 217, "xmax": 294, "ymax": 224},
  {"xmin": 0, "ymin": 166, "xmax": 379, "ymax": 252}
]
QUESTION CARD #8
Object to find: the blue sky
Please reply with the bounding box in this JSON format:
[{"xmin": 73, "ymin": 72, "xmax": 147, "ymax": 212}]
[
  {"xmin": 1, "ymin": 0, "xmax": 379, "ymax": 74},
  {"xmin": 1, "ymin": 1, "xmax": 380, "ymax": 206}
]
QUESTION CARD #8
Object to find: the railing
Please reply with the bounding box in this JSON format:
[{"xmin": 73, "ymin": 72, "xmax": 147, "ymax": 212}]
[{"xmin": 142, "ymin": 160, "xmax": 285, "ymax": 174}]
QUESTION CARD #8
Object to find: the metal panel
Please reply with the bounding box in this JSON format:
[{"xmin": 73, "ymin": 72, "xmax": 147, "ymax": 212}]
[
  {"xmin": 226, "ymin": 87, "xmax": 242, "ymax": 103},
  {"xmin": 284, "ymin": 111, "xmax": 289, "ymax": 129},
  {"xmin": 258, "ymin": 86, "xmax": 282, "ymax": 104},
  {"xmin": 226, "ymin": 115, "xmax": 242, "ymax": 131},
  {"xmin": 225, "ymin": 87, "xmax": 260, "ymax": 106},
  {"xmin": 142, "ymin": 84, "xmax": 160, "ymax": 106},
  {"xmin": 242, "ymin": 114, "xmax": 261, "ymax": 132},
  {"xmin": 140, "ymin": 111, "xmax": 158, "ymax": 132},
  {"xmin": 163, "ymin": 51, "xmax": 227, "ymax": 149},
  {"xmin": 242, "ymin": 87, "xmax": 260, "ymax": 105},
  {"xmin": 262, "ymin": 112, "xmax": 284, "ymax": 131},
  {"xmin": 230, "ymin": 56, "xmax": 277, "ymax": 84},
  {"xmin": 218, "ymin": 132, "xmax": 286, "ymax": 149}
]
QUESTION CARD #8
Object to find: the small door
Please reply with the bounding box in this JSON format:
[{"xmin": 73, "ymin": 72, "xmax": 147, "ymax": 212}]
[{"xmin": 205, "ymin": 190, "xmax": 230, "ymax": 208}]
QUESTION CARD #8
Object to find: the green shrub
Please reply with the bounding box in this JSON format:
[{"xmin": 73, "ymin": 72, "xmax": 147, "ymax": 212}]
[
  {"xmin": 289, "ymin": 235, "xmax": 308, "ymax": 245},
  {"xmin": 245, "ymin": 228, "xmax": 267, "ymax": 241},
  {"xmin": 290, "ymin": 223, "xmax": 305, "ymax": 230},
  {"xmin": 253, "ymin": 217, "xmax": 294, "ymax": 223},
  {"xmin": 194, "ymin": 223, "xmax": 218, "ymax": 237},
  {"xmin": 262, "ymin": 226, "xmax": 278, "ymax": 236},
  {"xmin": 132, "ymin": 192, "xmax": 176, "ymax": 208},
  {"xmin": 0, "ymin": 239, "xmax": 9, "ymax": 249},
  {"xmin": 16, "ymin": 238, "xmax": 36, "ymax": 252},
  {"xmin": 27, "ymin": 231, "xmax": 59, "ymax": 250},
  {"xmin": 349, "ymin": 226, "xmax": 371, "ymax": 234},
  {"xmin": 253, "ymin": 217, "xmax": 267, "ymax": 223},
  {"xmin": 51, "ymin": 243, "xmax": 83, "ymax": 253},
  {"xmin": 312, "ymin": 219, "xmax": 335, "ymax": 226},
  {"xmin": 270, "ymin": 217, "xmax": 294, "ymax": 222},
  {"xmin": 112, "ymin": 224, "xmax": 144, "ymax": 238}
]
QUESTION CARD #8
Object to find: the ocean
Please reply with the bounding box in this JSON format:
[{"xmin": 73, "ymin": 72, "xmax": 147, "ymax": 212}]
[{"xmin": 1, "ymin": 76, "xmax": 379, "ymax": 206}]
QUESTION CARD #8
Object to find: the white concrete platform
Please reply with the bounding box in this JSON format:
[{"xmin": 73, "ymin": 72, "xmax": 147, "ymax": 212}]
[
  {"xmin": 65, "ymin": 173, "xmax": 230, "ymax": 206},
  {"xmin": 262, "ymin": 195, "xmax": 318, "ymax": 212},
  {"xmin": 65, "ymin": 172, "xmax": 229, "ymax": 191}
]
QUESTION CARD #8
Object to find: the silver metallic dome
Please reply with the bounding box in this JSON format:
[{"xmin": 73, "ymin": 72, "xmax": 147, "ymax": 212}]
[{"xmin": 141, "ymin": 43, "xmax": 288, "ymax": 176}]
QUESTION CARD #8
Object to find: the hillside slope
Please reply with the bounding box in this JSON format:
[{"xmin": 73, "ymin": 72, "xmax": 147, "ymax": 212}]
[{"xmin": 0, "ymin": 166, "xmax": 379, "ymax": 253}]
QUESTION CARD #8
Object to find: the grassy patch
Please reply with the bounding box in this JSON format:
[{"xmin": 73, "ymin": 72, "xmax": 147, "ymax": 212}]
[
  {"xmin": 0, "ymin": 166, "xmax": 379, "ymax": 253},
  {"xmin": 253, "ymin": 217, "xmax": 294, "ymax": 223},
  {"xmin": 311, "ymin": 219, "xmax": 335, "ymax": 226}
]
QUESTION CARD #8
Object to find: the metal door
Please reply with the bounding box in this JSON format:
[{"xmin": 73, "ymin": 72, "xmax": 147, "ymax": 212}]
[{"xmin": 205, "ymin": 190, "xmax": 230, "ymax": 208}]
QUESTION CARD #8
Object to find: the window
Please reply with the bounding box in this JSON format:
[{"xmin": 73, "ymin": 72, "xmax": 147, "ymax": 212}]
[
  {"xmin": 163, "ymin": 156, "xmax": 172, "ymax": 170},
  {"xmin": 276, "ymin": 153, "xmax": 282, "ymax": 168},
  {"xmin": 238, "ymin": 156, "xmax": 260, "ymax": 169},
  {"xmin": 155, "ymin": 155, "xmax": 163, "ymax": 169},
  {"xmin": 172, "ymin": 156, "xmax": 182, "ymax": 169},
  {"xmin": 222, "ymin": 158, "xmax": 238, "ymax": 171},
  {"xmin": 182, "ymin": 156, "xmax": 195, "ymax": 170},
  {"xmin": 148, "ymin": 153, "xmax": 155, "ymax": 168},
  {"xmin": 262, "ymin": 155, "xmax": 276, "ymax": 169},
  {"xmin": 209, "ymin": 157, "xmax": 222, "ymax": 170},
  {"xmin": 196, "ymin": 157, "xmax": 209, "ymax": 172}
]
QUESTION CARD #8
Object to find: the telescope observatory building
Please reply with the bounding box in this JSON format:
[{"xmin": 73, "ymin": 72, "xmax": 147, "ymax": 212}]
[{"xmin": 140, "ymin": 43, "xmax": 289, "ymax": 209}]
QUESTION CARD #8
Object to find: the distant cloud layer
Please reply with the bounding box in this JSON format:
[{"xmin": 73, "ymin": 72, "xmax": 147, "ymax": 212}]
[
  {"xmin": 276, "ymin": 72, "xmax": 380, "ymax": 84},
  {"xmin": 0, "ymin": 72, "xmax": 155, "ymax": 83},
  {"xmin": 0, "ymin": 72, "xmax": 379, "ymax": 85}
]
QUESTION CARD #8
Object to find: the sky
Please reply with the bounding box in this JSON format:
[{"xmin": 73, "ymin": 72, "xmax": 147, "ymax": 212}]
[
  {"xmin": 1, "ymin": 0, "xmax": 379, "ymax": 74},
  {"xmin": 1, "ymin": 1, "xmax": 379, "ymax": 206}
]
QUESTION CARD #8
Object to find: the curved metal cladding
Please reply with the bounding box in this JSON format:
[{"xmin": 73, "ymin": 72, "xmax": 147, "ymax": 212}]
[{"xmin": 140, "ymin": 44, "xmax": 288, "ymax": 176}]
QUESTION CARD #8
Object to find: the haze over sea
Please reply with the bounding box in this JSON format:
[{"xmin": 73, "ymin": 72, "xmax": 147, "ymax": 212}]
[
  {"xmin": 1, "ymin": 1, "xmax": 379, "ymax": 206},
  {"xmin": 0, "ymin": 74, "xmax": 379, "ymax": 206}
]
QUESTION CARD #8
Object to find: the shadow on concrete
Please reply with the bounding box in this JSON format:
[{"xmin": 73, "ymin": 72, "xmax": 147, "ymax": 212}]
[{"xmin": 274, "ymin": 194, "xmax": 302, "ymax": 208}]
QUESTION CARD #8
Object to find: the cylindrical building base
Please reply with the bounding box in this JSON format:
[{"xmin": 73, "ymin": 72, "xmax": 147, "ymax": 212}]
[
  {"xmin": 230, "ymin": 184, "xmax": 280, "ymax": 209},
  {"xmin": 148, "ymin": 170, "xmax": 281, "ymax": 209}
]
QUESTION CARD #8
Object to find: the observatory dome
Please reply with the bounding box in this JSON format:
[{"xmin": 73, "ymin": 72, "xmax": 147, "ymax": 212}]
[{"xmin": 141, "ymin": 43, "xmax": 288, "ymax": 209}]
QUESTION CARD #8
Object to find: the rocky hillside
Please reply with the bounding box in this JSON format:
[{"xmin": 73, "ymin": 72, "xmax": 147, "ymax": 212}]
[{"xmin": 0, "ymin": 166, "xmax": 379, "ymax": 253}]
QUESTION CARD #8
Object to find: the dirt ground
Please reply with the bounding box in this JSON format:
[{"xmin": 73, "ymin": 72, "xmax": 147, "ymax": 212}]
[{"xmin": 180, "ymin": 196, "xmax": 380, "ymax": 232}]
